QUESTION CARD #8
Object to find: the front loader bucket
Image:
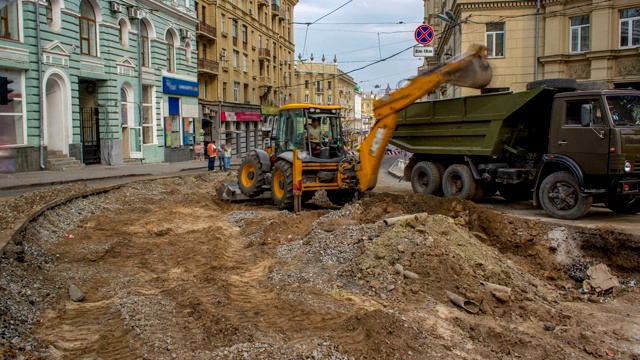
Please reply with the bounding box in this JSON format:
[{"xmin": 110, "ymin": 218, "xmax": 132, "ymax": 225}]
[{"xmin": 446, "ymin": 45, "xmax": 493, "ymax": 89}]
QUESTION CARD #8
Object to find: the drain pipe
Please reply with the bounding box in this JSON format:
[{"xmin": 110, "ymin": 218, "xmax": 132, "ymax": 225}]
[
  {"xmin": 136, "ymin": 1, "xmax": 144, "ymax": 159},
  {"xmin": 534, "ymin": 0, "xmax": 540, "ymax": 80},
  {"xmin": 36, "ymin": 0, "xmax": 45, "ymax": 169}
]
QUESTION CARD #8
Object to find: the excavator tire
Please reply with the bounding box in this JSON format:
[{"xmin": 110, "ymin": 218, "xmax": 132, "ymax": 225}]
[
  {"xmin": 271, "ymin": 161, "xmax": 294, "ymax": 209},
  {"xmin": 238, "ymin": 153, "xmax": 266, "ymax": 198},
  {"xmin": 442, "ymin": 164, "xmax": 476, "ymax": 200},
  {"xmin": 327, "ymin": 190, "xmax": 357, "ymax": 206}
]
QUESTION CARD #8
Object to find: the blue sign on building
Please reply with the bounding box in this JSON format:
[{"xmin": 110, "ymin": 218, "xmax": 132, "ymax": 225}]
[{"xmin": 163, "ymin": 77, "xmax": 199, "ymax": 97}]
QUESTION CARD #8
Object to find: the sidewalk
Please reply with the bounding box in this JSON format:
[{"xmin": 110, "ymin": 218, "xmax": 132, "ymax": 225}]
[{"xmin": 0, "ymin": 159, "xmax": 239, "ymax": 190}]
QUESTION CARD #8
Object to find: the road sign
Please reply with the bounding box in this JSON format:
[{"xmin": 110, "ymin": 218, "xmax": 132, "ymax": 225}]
[
  {"xmin": 413, "ymin": 46, "xmax": 434, "ymax": 57},
  {"xmin": 414, "ymin": 24, "xmax": 435, "ymax": 45}
]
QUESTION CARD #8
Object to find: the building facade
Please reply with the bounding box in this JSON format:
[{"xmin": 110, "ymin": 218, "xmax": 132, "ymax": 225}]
[
  {"xmin": 292, "ymin": 57, "xmax": 357, "ymax": 140},
  {"xmin": 423, "ymin": 0, "xmax": 640, "ymax": 98},
  {"xmin": 0, "ymin": 0, "xmax": 199, "ymax": 172},
  {"xmin": 195, "ymin": 0, "xmax": 297, "ymax": 160},
  {"xmin": 361, "ymin": 91, "xmax": 377, "ymax": 129}
]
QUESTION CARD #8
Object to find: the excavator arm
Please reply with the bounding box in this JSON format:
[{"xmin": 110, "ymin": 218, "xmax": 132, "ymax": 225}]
[{"xmin": 355, "ymin": 44, "xmax": 493, "ymax": 192}]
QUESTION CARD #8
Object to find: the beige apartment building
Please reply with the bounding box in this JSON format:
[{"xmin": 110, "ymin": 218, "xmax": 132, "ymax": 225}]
[
  {"xmin": 195, "ymin": 0, "xmax": 297, "ymax": 158},
  {"xmin": 361, "ymin": 92, "xmax": 377, "ymax": 129},
  {"xmin": 423, "ymin": 0, "xmax": 640, "ymax": 98},
  {"xmin": 292, "ymin": 57, "xmax": 357, "ymax": 123}
]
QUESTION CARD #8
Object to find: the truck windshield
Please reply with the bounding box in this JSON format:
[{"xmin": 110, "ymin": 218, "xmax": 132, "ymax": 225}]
[{"xmin": 606, "ymin": 95, "xmax": 640, "ymax": 127}]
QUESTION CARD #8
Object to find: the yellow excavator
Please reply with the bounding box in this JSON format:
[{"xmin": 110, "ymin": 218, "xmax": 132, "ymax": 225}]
[{"xmin": 218, "ymin": 45, "xmax": 493, "ymax": 211}]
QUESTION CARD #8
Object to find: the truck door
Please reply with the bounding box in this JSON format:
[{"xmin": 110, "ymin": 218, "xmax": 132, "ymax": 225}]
[{"xmin": 549, "ymin": 98, "xmax": 610, "ymax": 175}]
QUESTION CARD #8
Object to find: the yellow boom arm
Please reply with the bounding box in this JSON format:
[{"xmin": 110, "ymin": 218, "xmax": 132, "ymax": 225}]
[{"xmin": 355, "ymin": 45, "xmax": 493, "ymax": 192}]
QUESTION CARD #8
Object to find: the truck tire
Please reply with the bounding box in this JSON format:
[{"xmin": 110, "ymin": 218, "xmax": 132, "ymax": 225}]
[
  {"xmin": 442, "ymin": 164, "xmax": 477, "ymax": 200},
  {"xmin": 238, "ymin": 153, "xmax": 266, "ymax": 198},
  {"xmin": 539, "ymin": 171, "xmax": 592, "ymax": 220},
  {"xmin": 526, "ymin": 78, "xmax": 578, "ymax": 91},
  {"xmin": 576, "ymin": 81, "xmax": 610, "ymax": 91},
  {"xmin": 499, "ymin": 184, "xmax": 532, "ymax": 202},
  {"xmin": 327, "ymin": 190, "xmax": 356, "ymax": 206},
  {"xmin": 410, "ymin": 161, "xmax": 442, "ymax": 195},
  {"xmin": 605, "ymin": 198, "xmax": 640, "ymax": 215},
  {"xmin": 271, "ymin": 161, "xmax": 294, "ymax": 209}
]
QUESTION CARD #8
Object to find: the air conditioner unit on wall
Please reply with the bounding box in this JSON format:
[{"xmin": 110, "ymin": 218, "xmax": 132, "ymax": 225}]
[
  {"xmin": 110, "ymin": 2, "xmax": 122, "ymax": 13},
  {"xmin": 128, "ymin": 7, "xmax": 141, "ymax": 19},
  {"xmin": 180, "ymin": 29, "xmax": 192, "ymax": 39}
]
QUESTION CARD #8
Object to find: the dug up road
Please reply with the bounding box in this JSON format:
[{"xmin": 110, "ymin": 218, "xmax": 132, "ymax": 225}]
[{"xmin": 1, "ymin": 171, "xmax": 640, "ymax": 359}]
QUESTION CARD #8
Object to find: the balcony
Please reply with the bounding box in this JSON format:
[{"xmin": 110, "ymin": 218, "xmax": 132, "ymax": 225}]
[
  {"xmin": 258, "ymin": 75, "xmax": 272, "ymax": 88},
  {"xmin": 196, "ymin": 22, "xmax": 217, "ymax": 40},
  {"xmin": 271, "ymin": 3, "xmax": 279, "ymax": 16},
  {"xmin": 257, "ymin": 0, "xmax": 269, "ymax": 8},
  {"xmin": 258, "ymin": 48, "xmax": 271, "ymax": 61},
  {"xmin": 198, "ymin": 58, "xmax": 219, "ymax": 75}
]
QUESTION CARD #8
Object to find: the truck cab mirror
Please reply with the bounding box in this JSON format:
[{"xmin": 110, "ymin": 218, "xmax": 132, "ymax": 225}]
[{"xmin": 580, "ymin": 104, "xmax": 592, "ymax": 127}]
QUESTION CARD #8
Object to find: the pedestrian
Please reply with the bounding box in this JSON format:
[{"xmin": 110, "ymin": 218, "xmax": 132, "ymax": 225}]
[
  {"xmin": 224, "ymin": 143, "xmax": 233, "ymax": 170},
  {"xmin": 206, "ymin": 141, "xmax": 217, "ymax": 171},
  {"xmin": 217, "ymin": 143, "xmax": 225, "ymax": 170}
]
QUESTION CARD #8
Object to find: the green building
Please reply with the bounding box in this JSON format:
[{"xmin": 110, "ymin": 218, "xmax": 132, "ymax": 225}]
[{"xmin": 0, "ymin": 0, "xmax": 199, "ymax": 172}]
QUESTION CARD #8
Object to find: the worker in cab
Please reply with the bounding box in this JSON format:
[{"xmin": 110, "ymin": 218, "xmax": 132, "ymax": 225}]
[
  {"xmin": 207, "ymin": 141, "xmax": 217, "ymax": 171},
  {"xmin": 305, "ymin": 118, "xmax": 331, "ymax": 156}
]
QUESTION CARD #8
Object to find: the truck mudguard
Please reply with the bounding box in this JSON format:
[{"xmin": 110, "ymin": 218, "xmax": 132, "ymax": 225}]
[
  {"xmin": 533, "ymin": 154, "xmax": 586, "ymax": 205},
  {"xmin": 252, "ymin": 148, "xmax": 272, "ymax": 171}
]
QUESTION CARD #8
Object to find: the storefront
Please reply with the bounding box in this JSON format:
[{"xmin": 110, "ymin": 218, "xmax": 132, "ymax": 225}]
[
  {"xmin": 219, "ymin": 104, "xmax": 262, "ymax": 159},
  {"xmin": 162, "ymin": 74, "xmax": 200, "ymax": 162}
]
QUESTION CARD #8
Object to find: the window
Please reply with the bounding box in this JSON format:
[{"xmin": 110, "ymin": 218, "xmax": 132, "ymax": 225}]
[
  {"xmin": 233, "ymin": 82, "xmax": 240, "ymax": 102},
  {"xmin": 570, "ymin": 15, "xmax": 590, "ymax": 53},
  {"xmin": 242, "ymin": 54, "xmax": 248, "ymax": 72},
  {"xmin": 142, "ymin": 86, "xmax": 156, "ymax": 144},
  {"xmin": 119, "ymin": 18, "xmax": 129, "ymax": 48},
  {"xmin": 316, "ymin": 94, "xmax": 322, "ymax": 104},
  {"xmin": 202, "ymin": 42, "xmax": 207, "ymax": 59},
  {"xmin": 0, "ymin": 0, "xmax": 18, "ymax": 41},
  {"xmin": 222, "ymin": 82, "xmax": 227, "ymax": 102},
  {"xmin": 79, "ymin": 0, "xmax": 98, "ymax": 55},
  {"xmin": 140, "ymin": 21, "xmax": 150, "ymax": 66},
  {"xmin": 304, "ymin": 80, "xmax": 309, "ymax": 89},
  {"xmin": 45, "ymin": 0, "xmax": 62, "ymax": 31},
  {"xmin": 166, "ymin": 30, "xmax": 176, "ymax": 72},
  {"xmin": 220, "ymin": 13, "xmax": 226, "ymax": 34},
  {"xmin": 328, "ymin": 80, "xmax": 332, "ymax": 90},
  {"xmin": 304, "ymin": 94, "xmax": 309, "ymax": 103},
  {"xmin": 233, "ymin": 50, "xmax": 239, "ymax": 69},
  {"xmin": 486, "ymin": 22, "xmax": 505, "ymax": 58},
  {"xmin": 201, "ymin": 5, "xmax": 206, "ymax": 23},
  {"xmin": 120, "ymin": 86, "xmax": 133, "ymax": 126},
  {"xmin": 232, "ymin": 19, "xmax": 238, "ymax": 39},
  {"xmin": 328, "ymin": 94, "xmax": 333, "ymax": 104},
  {"xmin": 46, "ymin": 1, "xmax": 52, "ymax": 24},
  {"xmin": 0, "ymin": 70, "xmax": 25, "ymax": 145},
  {"xmin": 620, "ymin": 8, "xmax": 640, "ymax": 48},
  {"xmin": 244, "ymin": 84, "xmax": 249, "ymax": 103},
  {"xmin": 564, "ymin": 100, "xmax": 603, "ymax": 126},
  {"xmin": 242, "ymin": 25, "xmax": 248, "ymax": 44},
  {"xmin": 316, "ymin": 81, "xmax": 321, "ymax": 92}
]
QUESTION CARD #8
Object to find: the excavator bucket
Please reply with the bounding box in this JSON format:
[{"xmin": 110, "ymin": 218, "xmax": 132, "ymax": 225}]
[{"xmin": 443, "ymin": 45, "xmax": 493, "ymax": 89}]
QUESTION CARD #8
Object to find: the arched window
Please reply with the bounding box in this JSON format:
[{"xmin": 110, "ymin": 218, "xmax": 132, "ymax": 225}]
[
  {"xmin": 118, "ymin": 18, "xmax": 129, "ymax": 48},
  {"xmin": 120, "ymin": 86, "xmax": 133, "ymax": 126},
  {"xmin": 141, "ymin": 21, "xmax": 150, "ymax": 66},
  {"xmin": 46, "ymin": 0, "xmax": 62, "ymax": 32},
  {"xmin": 79, "ymin": 0, "xmax": 98, "ymax": 56},
  {"xmin": 165, "ymin": 30, "xmax": 176, "ymax": 72}
]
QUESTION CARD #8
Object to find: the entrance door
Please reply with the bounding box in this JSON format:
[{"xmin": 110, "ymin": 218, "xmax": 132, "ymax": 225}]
[
  {"xmin": 129, "ymin": 127, "xmax": 142, "ymax": 158},
  {"xmin": 80, "ymin": 107, "xmax": 101, "ymax": 164},
  {"xmin": 549, "ymin": 98, "xmax": 610, "ymax": 175},
  {"xmin": 45, "ymin": 74, "xmax": 70, "ymax": 154}
]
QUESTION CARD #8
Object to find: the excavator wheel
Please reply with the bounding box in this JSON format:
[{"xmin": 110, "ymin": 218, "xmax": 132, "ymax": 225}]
[
  {"xmin": 271, "ymin": 160, "xmax": 294, "ymax": 209},
  {"xmin": 238, "ymin": 153, "xmax": 266, "ymax": 198},
  {"xmin": 327, "ymin": 190, "xmax": 357, "ymax": 206}
]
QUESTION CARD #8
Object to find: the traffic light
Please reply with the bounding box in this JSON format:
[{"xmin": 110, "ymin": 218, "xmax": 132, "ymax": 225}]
[{"xmin": 0, "ymin": 76, "xmax": 13, "ymax": 105}]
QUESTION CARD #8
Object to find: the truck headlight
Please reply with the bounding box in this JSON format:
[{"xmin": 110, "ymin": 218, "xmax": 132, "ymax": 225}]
[
  {"xmin": 624, "ymin": 161, "xmax": 632, "ymax": 173},
  {"xmin": 297, "ymin": 151, "xmax": 308, "ymax": 160}
]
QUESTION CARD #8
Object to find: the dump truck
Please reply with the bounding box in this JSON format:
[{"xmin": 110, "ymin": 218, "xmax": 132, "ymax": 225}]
[
  {"xmin": 394, "ymin": 78, "xmax": 640, "ymax": 220},
  {"xmin": 220, "ymin": 45, "xmax": 493, "ymax": 211}
]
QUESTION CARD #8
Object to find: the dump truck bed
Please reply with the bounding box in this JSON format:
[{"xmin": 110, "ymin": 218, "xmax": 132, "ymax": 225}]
[{"xmin": 389, "ymin": 88, "xmax": 559, "ymax": 158}]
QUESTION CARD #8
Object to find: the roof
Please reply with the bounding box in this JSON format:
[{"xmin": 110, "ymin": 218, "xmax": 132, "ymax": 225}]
[{"xmin": 278, "ymin": 104, "xmax": 342, "ymax": 111}]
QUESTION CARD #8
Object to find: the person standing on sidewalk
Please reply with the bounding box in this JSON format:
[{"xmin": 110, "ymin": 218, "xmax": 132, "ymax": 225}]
[
  {"xmin": 217, "ymin": 143, "xmax": 225, "ymax": 170},
  {"xmin": 224, "ymin": 143, "xmax": 233, "ymax": 170},
  {"xmin": 206, "ymin": 141, "xmax": 217, "ymax": 171}
]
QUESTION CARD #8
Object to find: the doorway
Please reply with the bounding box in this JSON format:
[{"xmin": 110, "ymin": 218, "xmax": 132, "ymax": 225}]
[
  {"xmin": 44, "ymin": 71, "xmax": 71, "ymax": 154},
  {"xmin": 79, "ymin": 80, "xmax": 101, "ymax": 164}
]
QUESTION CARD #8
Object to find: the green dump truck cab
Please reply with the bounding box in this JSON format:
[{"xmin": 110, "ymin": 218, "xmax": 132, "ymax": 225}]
[{"xmin": 394, "ymin": 84, "xmax": 640, "ymax": 220}]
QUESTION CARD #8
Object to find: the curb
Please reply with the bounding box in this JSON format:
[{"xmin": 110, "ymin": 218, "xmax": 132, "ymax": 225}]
[{"xmin": 0, "ymin": 173, "xmax": 154, "ymax": 192}]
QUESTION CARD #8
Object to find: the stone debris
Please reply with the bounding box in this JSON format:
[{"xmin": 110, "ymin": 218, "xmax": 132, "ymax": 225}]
[{"xmin": 69, "ymin": 284, "xmax": 85, "ymax": 302}]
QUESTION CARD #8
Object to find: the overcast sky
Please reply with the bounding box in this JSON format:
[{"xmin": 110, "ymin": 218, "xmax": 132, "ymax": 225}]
[{"xmin": 293, "ymin": 0, "xmax": 425, "ymax": 94}]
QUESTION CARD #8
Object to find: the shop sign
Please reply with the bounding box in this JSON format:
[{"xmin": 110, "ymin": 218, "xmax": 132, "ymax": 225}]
[
  {"xmin": 221, "ymin": 111, "xmax": 261, "ymax": 122},
  {"xmin": 163, "ymin": 77, "xmax": 199, "ymax": 97}
]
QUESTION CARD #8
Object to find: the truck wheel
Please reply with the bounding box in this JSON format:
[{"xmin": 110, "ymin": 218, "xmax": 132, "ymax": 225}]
[
  {"xmin": 410, "ymin": 161, "xmax": 442, "ymax": 195},
  {"xmin": 442, "ymin": 164, "xmax": 477, "ymax": 200},
  {"xmin": 605, "ymin": 198, "xmax": 640, "ymax": 215},
  {"xmin": 539, "ymin": 171, "xmax": 592, "ymax": 220},
  {"xmin": 271, "ymin": 161, "xmax": 294, "ymax": 209},
  {"xmin": 327, "ymin": 190, "xmax": 357, "ymax": 206},
  {"xmin": 238, "ymin": 153, "xmax": 266, "ymax": 198}
]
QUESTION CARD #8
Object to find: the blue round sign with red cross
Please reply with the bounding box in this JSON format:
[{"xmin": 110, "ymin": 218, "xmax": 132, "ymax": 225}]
[{"xmin": 414, "ymin": 24, "xmax": 435, "ymax": 45}]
